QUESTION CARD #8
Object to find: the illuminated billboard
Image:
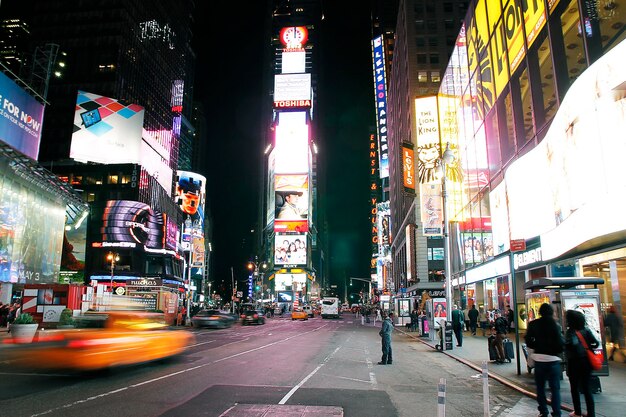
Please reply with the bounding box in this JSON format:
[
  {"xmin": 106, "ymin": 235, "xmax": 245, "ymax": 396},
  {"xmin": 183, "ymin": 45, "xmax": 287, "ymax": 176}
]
[
  {"xmin": 372, "ymin": 35, "xmax": 389, "ymax": 179},
  {"xmin": 0, "ymin": 178, "xmax": 65, "ymax": 283},
  {"xmin": 70, "ymin": 91, "xmax": 144, "ymax": 164},
  {"xmin": 274, "ymin": 273, "xmax": 307, "ymax": 292},
  {"xmin": 377, "ymin": 201, "xmax": 391, "ymax": 259},
  {"xmin": 175, "ymin": 170, "xmax": 206, "ymax": 229},
  {"xmin": 402, "ymin": 144, "xmax": 415, "ymax": 192},
  {"xmin": 91, "ymin": 200, "xmax": 165, "ymax": 249},
  {"xmin": 282, "ymin": 51, "xmax": 306, "ymax": 74},
  {"xmin": 141, "ymin": 129, "xmax": 173, "ymax": 196},
  {"xmin": 275, "ymin": 174, "xmax": 309, "ymax": 233},
  {"xmin": 274, "ymin": 73, "xmax": 312, "ymax": 102},
  {"xmin": 274, "ymin": 234, "xmax": 307, "ymax": 266},
  {"xmin": 274, "ymin": 111, "xmax": 309, "ymax": 174},
  {"xmin": 0, "ymin": 71, "xmax": 45, "ymax": 160}
]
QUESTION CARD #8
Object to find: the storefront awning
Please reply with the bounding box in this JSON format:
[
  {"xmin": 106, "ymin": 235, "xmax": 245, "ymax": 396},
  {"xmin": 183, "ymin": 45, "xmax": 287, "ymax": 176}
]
[{"xmin": 523, "ymin": 277, "xmax": 604, "ymax": 291}]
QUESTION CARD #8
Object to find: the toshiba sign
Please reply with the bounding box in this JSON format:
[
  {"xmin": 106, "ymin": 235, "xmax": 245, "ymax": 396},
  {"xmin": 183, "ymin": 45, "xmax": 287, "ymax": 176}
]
[{"xmin": 273, "ymin": 99, "xmax": 311, "ymax": 109}]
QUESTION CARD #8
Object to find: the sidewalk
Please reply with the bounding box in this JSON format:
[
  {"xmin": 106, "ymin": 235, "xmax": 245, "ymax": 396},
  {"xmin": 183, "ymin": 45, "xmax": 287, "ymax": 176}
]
[{"xmin": 390, "ymin": 324, "xmax": 626, "ymax": 417}]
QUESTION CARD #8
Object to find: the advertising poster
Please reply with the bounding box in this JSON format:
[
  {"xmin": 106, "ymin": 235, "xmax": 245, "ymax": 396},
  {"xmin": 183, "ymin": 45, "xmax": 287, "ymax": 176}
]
[
  {"xmin": 372, "ymin": 35, "xmax": 389, "ymax": 179},
  {"xmin": 274, "ymin": 234, "xmax": 307, "ymax": 266},
  {"xmin": 60, "ymin": 217, "xmax": 87, "ymax": 282},
  {"xmin": 0, "ymin": 71, "xmax": 45, "ymax": 160},
  {"xmin": 525, "ymin": 290, "xmax": 551, "ymax": 324},
  {"xmin": 420, "ymin": 183, "xmax": 442, "ymax": 235},
  {"xmin": 561, "ymin": 289, "xmax": 608, "ymax": 375},
  {"xmin": 192, "ymin": 237, "xmax": 205, "ymax": 267},
  {"xmin": 274, "ymin": 174, "xmax": 309, "ymax": 233},
  {"xmin": 560, "ymin": 290, "xmax": 603, "ymax": 349},
  {"xmin": 70, "ymin": 91, "xmax": 144, "ymax": 164}
]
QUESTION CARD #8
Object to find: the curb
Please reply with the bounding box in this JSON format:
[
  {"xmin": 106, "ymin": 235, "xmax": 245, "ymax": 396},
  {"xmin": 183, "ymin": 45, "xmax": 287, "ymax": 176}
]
[{"xmin": 394, "ymin": 327, "xmax": 576, "ymax": 414}]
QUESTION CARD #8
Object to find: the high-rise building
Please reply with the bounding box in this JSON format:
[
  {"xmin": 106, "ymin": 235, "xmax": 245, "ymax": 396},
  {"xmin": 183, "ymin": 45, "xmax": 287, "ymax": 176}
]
[
  {"xmin": 255, "ymin": 0, "xmax": 326, "ymax": 306},
  {"xmin": 0, "ymin": 0, "xmax": 204, "ymax": 319},
  {"xmin": 374, "ymin": 0, "xmax": 469, "ymax": 297}
]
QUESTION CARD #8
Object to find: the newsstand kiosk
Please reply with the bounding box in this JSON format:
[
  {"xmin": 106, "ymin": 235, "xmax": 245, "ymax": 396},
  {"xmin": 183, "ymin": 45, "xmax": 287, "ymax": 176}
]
[{"xmin": 523, "ymin": 277, "xmax": 608, "ymax": 392}]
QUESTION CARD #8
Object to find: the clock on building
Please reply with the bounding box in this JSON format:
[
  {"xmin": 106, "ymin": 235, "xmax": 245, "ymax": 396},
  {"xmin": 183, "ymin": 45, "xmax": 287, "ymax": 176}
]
[{"xmin": 279, "ymin": 26, "xmax": 308, "ymax": 49}]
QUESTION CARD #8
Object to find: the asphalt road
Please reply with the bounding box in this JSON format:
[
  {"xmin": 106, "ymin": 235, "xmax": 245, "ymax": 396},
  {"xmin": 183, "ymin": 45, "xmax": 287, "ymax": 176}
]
[{"xmin": 0, "ymin": 315, "xmax": 531, "ymax": 417}]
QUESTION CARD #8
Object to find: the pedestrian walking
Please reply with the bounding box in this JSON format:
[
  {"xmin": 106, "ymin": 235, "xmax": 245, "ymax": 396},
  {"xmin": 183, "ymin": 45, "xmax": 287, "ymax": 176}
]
[
  {"xmin": 468, "ymin": 304, "xmax": 479, "ymax": 336},
  {"xmin": 463, "ymin": 306, "xmax": 470, "ymax": 332},
  {"xmin": 604, "ymin": 305, "xmax": 623, "ymax": 361},
  {"xmin": 506, "ymin": 305, "xmax": 515, "ymax": 333},
  {"xmin": 479, "ymin": 306, "xmax": 489, "ymax": 336},
  {"xmin": 565, "ymin": 309, "xmax": 598, "ymax": 417},
  {"xmin": 451, "ymin": 304, "xmax": 464, "ymax": 347},
  {"xmin": 410, "ymin": 308, "xmax": 419, "ymax": 332},
  {"xmin": 378, "ymin": 311, "xmax": 394, "ymax": 365},
  {"xmin": 524, "ymin": 303, "xmax": 565, "ymax": 417}
]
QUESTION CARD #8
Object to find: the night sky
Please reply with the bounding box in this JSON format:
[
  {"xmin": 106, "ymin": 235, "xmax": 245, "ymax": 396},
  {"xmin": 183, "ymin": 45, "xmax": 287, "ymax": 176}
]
[{"xmin": 193, "ymin": 2, "xmax": 375, "ymax": 296}]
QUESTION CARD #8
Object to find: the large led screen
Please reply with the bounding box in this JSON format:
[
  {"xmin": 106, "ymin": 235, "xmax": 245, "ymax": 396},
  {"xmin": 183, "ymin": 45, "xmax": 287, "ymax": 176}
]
[
  {"xmin": 0, "ymin": 71, "xmax": 45, "ymax": 160},
  {"xmin": 92, "ymin": 200, "xmax": 165, "ymax": 249},
  {"xmin": 274, "ymin": 273, "xmax": 307, "ymax": 292},
  {"xmin": 141, "ymin": 129, "xmax": 173, "ymax": 196},
  {"xmin": 274, "ymin": 234, "xmax": 307, "ymax": 266},
  {"xmin": 275, "ymin": 174, "xmax": 309, "ymax": 233},
  {"xmin": 70, "ymin": 91, "xmax": 144, "ymax": 164},
  {"xmin": 274, "ymin": 111, "xmax": 309, "ymax": 174},
  {"xmin": 175, "ymin": 171, "xmax": 206, "ymax": 225},
  {"xmin": 0, "ymin": 178, "xmax": 65, "ymax": 283}
]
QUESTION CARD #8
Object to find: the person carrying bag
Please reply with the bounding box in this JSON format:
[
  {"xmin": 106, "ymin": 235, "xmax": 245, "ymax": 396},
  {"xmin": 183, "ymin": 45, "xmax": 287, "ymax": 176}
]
[{"xmin": 565, "ymin": 309, "xmax": 599, "ymax": 417}]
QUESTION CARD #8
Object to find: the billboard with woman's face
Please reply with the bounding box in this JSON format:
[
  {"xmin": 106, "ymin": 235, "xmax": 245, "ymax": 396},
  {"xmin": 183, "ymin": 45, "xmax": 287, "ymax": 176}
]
[{"xmin": 274, "ymin": 234, "xmax": 307, "ymax": 266}]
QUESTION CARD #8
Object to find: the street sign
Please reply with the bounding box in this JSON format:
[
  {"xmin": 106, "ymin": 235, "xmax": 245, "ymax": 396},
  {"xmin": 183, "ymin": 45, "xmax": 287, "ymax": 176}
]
[
  {"xmin": 510, "ymin": 239, "xmax": 526, "ymax": 252},
  {"xmin": 236, "ymin": 291, "xmax": 243, "ymax": 298}
]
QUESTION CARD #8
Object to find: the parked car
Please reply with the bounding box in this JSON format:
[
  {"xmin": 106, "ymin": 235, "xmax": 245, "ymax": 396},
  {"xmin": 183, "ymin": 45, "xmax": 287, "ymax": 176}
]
[
  {"xmin": 302, "ymin": 305, "xmax": 314, "ymax": 318},
  {"xmin": 291, "ymin": 308, "xmax": 308, "ymax": 321},
  {"xmin": 241, "ymin": 309, "xmax": 265, "ymax": 325},
  {"xmin": 191, "ymin": 309, "xmax": 237, "ymax": 329},
  {"xmin": 1, "ymin": 311, "xmax": 194, "ymax": 373},
  {"xmin": 341, "ymin": 303, "xmax": 351, "ymax": 312}
]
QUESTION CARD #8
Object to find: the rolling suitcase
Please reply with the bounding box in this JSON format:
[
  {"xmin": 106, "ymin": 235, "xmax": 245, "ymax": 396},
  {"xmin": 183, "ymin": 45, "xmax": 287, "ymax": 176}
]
[
  {"xmin": 522, "ymin": 343, "xmax": 534, "ymax": 373},
  {"xmin": 503, "ymin": 338, "xmax": 514, "ymax": 362}
]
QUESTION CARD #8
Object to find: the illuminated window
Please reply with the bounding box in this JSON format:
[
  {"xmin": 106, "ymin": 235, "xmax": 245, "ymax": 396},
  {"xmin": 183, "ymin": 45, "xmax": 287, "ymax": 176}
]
[
  {"xmin": 86, "ymin": 193, "xmax": 96, "ymax": 202},
  {"xmin": 108, "ymin": 175, "xmax": 119, "ymax": 184},
  {"xmin": 418, "ymin": 71, "xmax": 428, "ymax": 82},
  {"xmin": 431, "ymin": 71, "xmax": 441, "ymax": 83},
  {"xmin": 121, "ymin": 174, "xmax": 131, "ymax": 184},
  {"xmin": 71, "ymin": 175, "xmax": 82, "ymax": 185}
]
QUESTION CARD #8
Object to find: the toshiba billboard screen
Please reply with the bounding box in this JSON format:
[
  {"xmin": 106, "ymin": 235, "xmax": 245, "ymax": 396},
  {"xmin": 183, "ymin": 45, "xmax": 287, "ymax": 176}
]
[{"xmin": 274, "ymin": 73, "xmax": 311, "ymax": 102}]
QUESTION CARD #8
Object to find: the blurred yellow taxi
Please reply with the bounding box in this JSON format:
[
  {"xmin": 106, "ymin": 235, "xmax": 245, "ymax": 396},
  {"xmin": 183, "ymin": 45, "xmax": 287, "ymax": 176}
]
[
  {"xmin": 291, "ymin": 308, "xmax": 308, "ymax": 321},
  {"xmin": 1, "ymin": 310, "xmax": 195, "ymax": 373}
]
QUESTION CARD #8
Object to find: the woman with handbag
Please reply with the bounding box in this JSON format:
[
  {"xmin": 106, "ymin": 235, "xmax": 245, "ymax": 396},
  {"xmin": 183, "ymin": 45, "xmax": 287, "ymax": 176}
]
[{"xmin": 565, "ymin": 309, "xmax": 599, "ymax": 417}]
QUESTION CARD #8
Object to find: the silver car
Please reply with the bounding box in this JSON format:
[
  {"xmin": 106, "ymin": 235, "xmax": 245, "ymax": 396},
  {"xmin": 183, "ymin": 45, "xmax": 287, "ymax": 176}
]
[{"xmin": 191, "ymin": 309, "xmax": 237, "ymax": 329}]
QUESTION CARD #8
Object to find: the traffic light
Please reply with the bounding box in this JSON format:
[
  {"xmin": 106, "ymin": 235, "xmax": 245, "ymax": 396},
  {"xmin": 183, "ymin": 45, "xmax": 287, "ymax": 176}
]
[{"xmin": 255, "ymin": 285, "xmax": 260, "ymax": 291}]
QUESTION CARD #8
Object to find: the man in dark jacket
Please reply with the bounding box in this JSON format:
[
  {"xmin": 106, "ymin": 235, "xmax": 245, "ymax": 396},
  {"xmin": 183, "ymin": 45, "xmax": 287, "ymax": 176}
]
[
  {"xmin": 492, "ymin": 311, "xmax": 508, "ymax": 362},
  {"xmin": 451, "ymin": 305, "xmax": 464, "ymax": 347},
  {"xmin": 525, "ymin": 303, "xmax": 565, "ymax": 417},
  {"xmin": 468, "ymin": 304, "xmax": 479, "ymax": 335},
  {"xmin": 378, "ymin": 312, "xmax": 394, "ymax": 365}
]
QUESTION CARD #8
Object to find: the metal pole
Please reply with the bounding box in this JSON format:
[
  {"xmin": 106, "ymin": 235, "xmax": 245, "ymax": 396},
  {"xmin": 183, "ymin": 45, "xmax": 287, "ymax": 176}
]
[
  {"xmin": 437, "ymin": 378, "xmax": 446, "ymax": 417},
  {"xmin": 186, "ymin": 244, "xmax": 192, "ymax": 324},
  {"xmin": 482, "ymin": 361, "xmax": 490, "ymax": 416},
  {"xmin": 443, "ymin": 168, "xmax": 452, "ymax": 320},
  {"xmin": 231, "ymin": 266, "xmax": 235, "ymax": 313},
  {"xmin": 510, "ymin": 251, "xmax": 521, "ymax": 375}
]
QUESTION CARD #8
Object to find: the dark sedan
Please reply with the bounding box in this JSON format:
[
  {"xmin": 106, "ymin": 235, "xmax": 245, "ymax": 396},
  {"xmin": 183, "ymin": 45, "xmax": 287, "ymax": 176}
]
[
  {"xmin": 241, "ymin": 309, "xmax": 265, "ymax": 325},
  {"xmin": 191, "ymin": 310, "xmax": 237, "ymax": 329}
]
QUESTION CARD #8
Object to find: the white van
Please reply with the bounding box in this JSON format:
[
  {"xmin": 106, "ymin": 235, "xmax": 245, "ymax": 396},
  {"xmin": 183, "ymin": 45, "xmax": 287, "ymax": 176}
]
[{"xmin": 321, "ymin": 297, "xmax": 340, "ymax": 319}]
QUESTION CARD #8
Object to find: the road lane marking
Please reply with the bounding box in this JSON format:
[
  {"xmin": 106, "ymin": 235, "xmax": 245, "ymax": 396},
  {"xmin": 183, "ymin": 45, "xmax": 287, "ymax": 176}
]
[
  {"xmin": 278, "ymin": 346, "xmax": 341, "ymax": 405},
  {"xmin": 30, "ymin": 324, "xmax": 330, "ymax": 417}
]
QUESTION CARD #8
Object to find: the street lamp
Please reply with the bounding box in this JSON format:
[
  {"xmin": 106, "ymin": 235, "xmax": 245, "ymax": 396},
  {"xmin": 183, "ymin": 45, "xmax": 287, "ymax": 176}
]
[
  {"xmin": 247, "ymin": 259, "xmax": 268, "ymax": 303},
  {"xmin": 106, "ymin": 252, "xmax": 120, "ymax": 292},
  {"xmin": 437, "ymin": 142, "xmax": 456, "ymax": 320}
]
